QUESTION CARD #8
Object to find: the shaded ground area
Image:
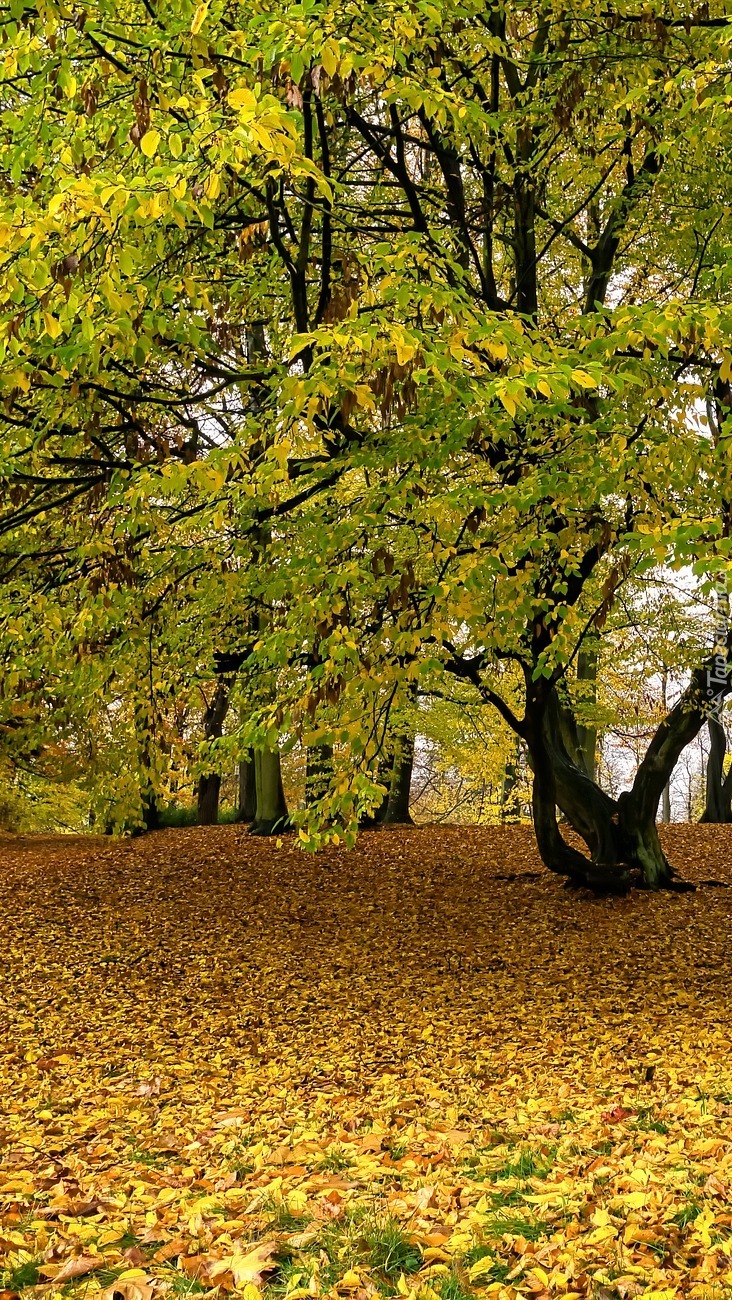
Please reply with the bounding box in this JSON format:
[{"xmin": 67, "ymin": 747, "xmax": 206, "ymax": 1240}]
[{"xmin": 2, "ymin": 825, "xmax": 732, "ymax": 1300}]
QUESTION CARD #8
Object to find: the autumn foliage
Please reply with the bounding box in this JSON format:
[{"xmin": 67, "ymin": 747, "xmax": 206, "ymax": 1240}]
[{"xmin": 2, "ymin": 826, "xmax": 732, "ymax": 1300}]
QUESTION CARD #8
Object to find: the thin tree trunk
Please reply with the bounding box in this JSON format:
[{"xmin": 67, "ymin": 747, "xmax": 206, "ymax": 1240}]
[
  {"xmin": 133, "ymin": 698, "xmax": 159, "ymax": 835},
  {"xmin": 142, "ymin": 792, "xmax": 160, "ymax": 832},
  {"xmin": 197, "ymin": 677, "xmax": 232, "ymax": 825},
  {"xmin": 500, "ymin": 738, "xmax": 522, "ymax": 823},
  {"xmin": 576, "ymin": 636, "xmax": 599, "ymax": 781},
  {"xmin": 197, "ymin": 774, "xmax": 221, "ymax": 826},
  {"xmin": 236, "ymin": 751, "xmax": 256, "ymax": 822}
]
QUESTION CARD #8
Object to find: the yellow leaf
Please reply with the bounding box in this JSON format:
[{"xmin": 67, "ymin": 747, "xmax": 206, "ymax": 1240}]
[
  {"xmin": 140, "ymin": 129, "xmax": 160, "ymax": 157},
  {"xmin": 230, "ymin": 1242, "xmax": 279, "ymax": 1288},
  {"xmin": 395, "ymin": 339, "xmax": 417, "ymax": 366},
  {"xmin": 621, "ymin": 1191, "xmax": 647, "ymax": 1209},
  {"xmin": 321, "ymin": 40, "xmax": 339, "ymax": 78},
  {"xmin": 43, "ymin": 312, "xmax": 62, "ymax": 340},
  {"xmin": 468, "ymin": 1256, "xmax": 497, "ymax": 1281},
  {"xmin": 229, "ymin": 87, "xmax": 257, "ymax": 113},
  {"xmin": 205, "ymin": 172, "xmax": 221, "ymax": 200},
  {"xmin": 498, "ymin": 390, "xmax": 516, "ymax": 418},
  {"xmin": 190, "ymin": 1, "xmax": 208, "ymax": 33},
  {"xmin": 339, "ymin": 1271, "xmax": 361, "ymax": 1289}
]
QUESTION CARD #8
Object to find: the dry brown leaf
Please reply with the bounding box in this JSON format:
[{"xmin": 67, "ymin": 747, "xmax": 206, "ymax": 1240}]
[{"xmin": 53, "ymin": 1255, "xmax": 104, "ymax": 1282}]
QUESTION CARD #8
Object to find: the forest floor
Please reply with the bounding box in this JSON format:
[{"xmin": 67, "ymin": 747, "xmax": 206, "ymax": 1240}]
[{"xmin": 2, "ymin": 825, "xmax": 732, "ymax": 1300}]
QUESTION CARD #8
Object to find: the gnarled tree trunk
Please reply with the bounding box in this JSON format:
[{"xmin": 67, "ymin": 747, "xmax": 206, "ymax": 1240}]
[{"xmin": 524, "ymin": 663, "xmax": 724, "ymax": 892}]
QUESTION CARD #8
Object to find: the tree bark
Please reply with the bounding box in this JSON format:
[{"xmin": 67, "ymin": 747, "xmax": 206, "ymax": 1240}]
[
  {"xmin": 197, "ymin": 677, "xmax": 232, "ymax": 825},
  {"xmin": 249, "ymin": 747, "xmax": 289, "ymax": 835},
  {"xmin": 700, "ymin": 715, "xmax": 732, "ymax": 822},
  {"xmin": 197, "ymin": 774, "xmax": 221, "ymax": 826},
  {"xmin": 236, "ymin": 751, "xmax": 256, "ymax": 822},
  {"xmin": 381, "ymin": 733, "xmax": 414, "ymax": 824},
  {"xmin": 360, "ymin": 745, "xmax": 393, "ymax": 826}
]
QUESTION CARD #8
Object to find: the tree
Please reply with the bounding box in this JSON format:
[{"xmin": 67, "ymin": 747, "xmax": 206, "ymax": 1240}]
[{"xmin": 2, "ymin": 1, "xmax": 732, "ymax": 892}]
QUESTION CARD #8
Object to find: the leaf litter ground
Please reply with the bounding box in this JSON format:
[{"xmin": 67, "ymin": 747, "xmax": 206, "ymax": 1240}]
[{"xmin": 2, "ymin": 825, "xmax": 732, "ymax": 1300}]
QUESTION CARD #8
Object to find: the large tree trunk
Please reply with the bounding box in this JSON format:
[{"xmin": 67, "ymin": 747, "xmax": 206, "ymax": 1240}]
[
  {"xmin": 700, "ymin": 716, "xmax": 732, "ymax": 822},
  {"xmin": 236, "ymin": 751, "xmax": 256, "ymax": 822},
  {"xmin": 197, "ymin": 774, "xmax": 221, "ymax": 826},
  {"xmin": 249, "ymin": 747, "xmax": 289, "ymax": 835},
  {"xmin": 381, "ymin": 733, "xmax": 414, "ymax": 824},
  {"xmin": 197, "ymin": 677, "xmax": 232, "ymax": 825},
  {"xmin": 526, "ymin": 689, "xmax": 633, "ymax": 892}
]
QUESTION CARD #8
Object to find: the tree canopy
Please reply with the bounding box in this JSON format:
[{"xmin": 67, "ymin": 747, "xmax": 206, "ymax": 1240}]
[{"xmin": 2, "ymin": 0, "xmax": 732, "ymax": 889}]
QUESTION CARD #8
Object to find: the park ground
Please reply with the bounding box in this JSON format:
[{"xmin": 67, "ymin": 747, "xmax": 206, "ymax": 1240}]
[{"xmin": 2, "ymin": 826, "xmax": 732, "ymax": 1300}]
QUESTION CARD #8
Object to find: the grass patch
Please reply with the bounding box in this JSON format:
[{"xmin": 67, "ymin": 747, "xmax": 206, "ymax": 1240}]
[
  {"xmin": 269, "ymin": 1258, "xmax": 309, "ymax": 1296},
  {"xmin": 462, "ymin": 1245, "xmax": 513, "ymax": 1285},
  {"xmin": 319, "ymin": 1145, "xmax": 353, "ymax": 1173},
  {"xmin": 436, "ymin": 1274, "xmax": 474, "ymax": 1300},
  {"xmin": 362, "ymin": 1216, "xmax": 422, "ymax": 1278},
  {"xmin": 671, "ymin": 1201, "xmax": 701, "ymax": 1229},
  {"xmin": 483, "ymin": 1213, "xmax": 543, "ymax": 1242},
  {"xmin": 493, "ymin": 1147, "xmax": 555, "ymax": 1182},
  {"xmin": 262, "ymin": 1197, "xmax": 312, "ymax": 1232},
  {"xmin": 162, "ymin": 1272, "xmax": 210, "ymax": 1297},
  {"xmin": 1, "ymin": 1259, "xmax": 41, "ymax": 1290},
  {"xmin": 158, "ymin": 804, "xmax": 240, "ymax": 828},
  {"xmin": 635, "ymin": 1108, "xmax": 669, "ymax": 1136},
  {"xmin": 482, "ymin": 1187, "xmax": 524, "ymax": 1210},
  {"xmin": 386, "ymin": 1140, "xmax": 408, "ymax": 1161},
  {"xmin": 93, "ymin": 1267, "xmax": 128, "ymax": 1289}
]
